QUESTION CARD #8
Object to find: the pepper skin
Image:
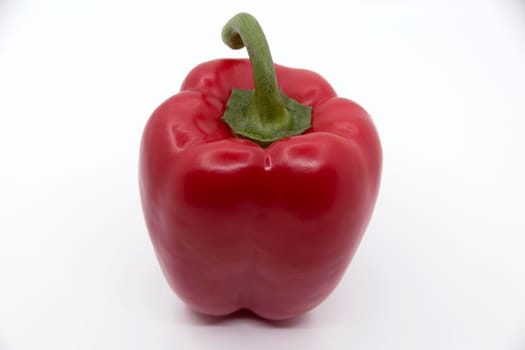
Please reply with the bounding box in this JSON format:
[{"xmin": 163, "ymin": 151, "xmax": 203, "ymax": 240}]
[{"xmin": 140, "ymin": 59, "xmax": 381, "ymax": 320}]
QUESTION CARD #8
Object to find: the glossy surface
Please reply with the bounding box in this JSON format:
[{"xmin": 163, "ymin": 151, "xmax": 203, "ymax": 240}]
[{"xmin": 139, "ymin": 59, "xmax": 382, "ymax": 320}]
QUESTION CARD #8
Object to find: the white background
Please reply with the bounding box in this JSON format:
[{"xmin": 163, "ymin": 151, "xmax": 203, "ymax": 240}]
[{"xmin": 1, "ymin": 0, "xmax": 525, "ymax": 349}]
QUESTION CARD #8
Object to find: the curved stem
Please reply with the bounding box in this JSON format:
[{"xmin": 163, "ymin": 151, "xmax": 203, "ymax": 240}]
[
  {"xmin": 222, "ymin": 13, "xmax": 287, "ymax": 125},
  {"xmin": 220, "ymin": 13, "xmax": 312, "ymax": 146}
]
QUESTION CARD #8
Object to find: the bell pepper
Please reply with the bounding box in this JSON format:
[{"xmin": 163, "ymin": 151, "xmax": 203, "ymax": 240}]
[{"xmin": 139, "ymin": 12, "xmax": 382, "ymax": 320}]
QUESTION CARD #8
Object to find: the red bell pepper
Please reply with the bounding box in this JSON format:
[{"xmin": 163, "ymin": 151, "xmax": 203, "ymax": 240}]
[{"xmin": 139, "ymin": 13, "xmax": 382, "ymax": 320}]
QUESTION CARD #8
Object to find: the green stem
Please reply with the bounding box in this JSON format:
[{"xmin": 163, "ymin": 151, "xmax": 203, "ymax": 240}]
[
  {"xmin": 220, "ymin": 13, "xmax": 312, "ymax": 147},
  {"xmin": 222, "ymin": 13, "xmax": 287, "ymax": 126}
]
